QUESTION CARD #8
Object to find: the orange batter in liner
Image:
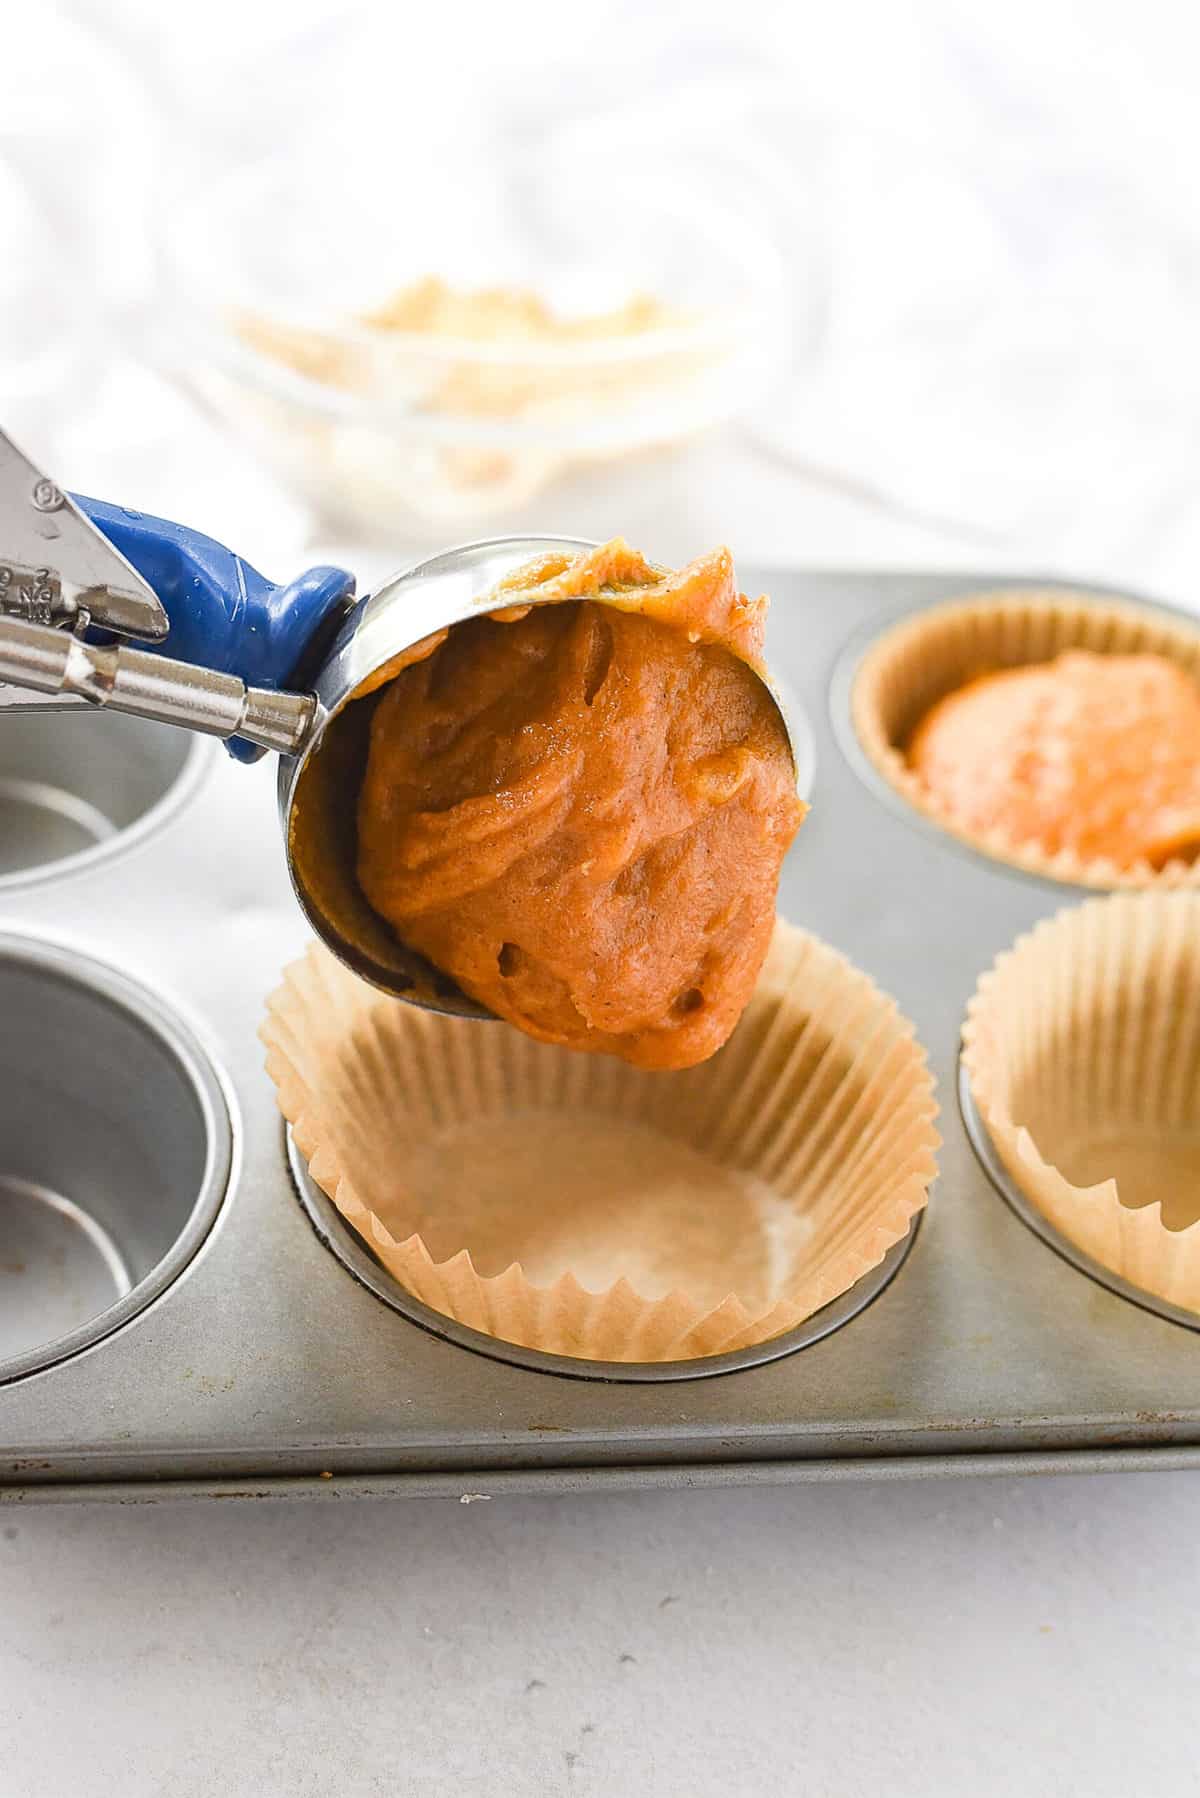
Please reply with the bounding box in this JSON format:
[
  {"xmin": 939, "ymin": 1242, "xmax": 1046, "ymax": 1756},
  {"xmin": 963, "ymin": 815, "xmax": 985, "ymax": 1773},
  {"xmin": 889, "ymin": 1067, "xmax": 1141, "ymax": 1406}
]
[
  {"xmin": 909, "ymin": 651, "xmax": 1200, "ymax": 870},
  {"xmin": 356, "ymin": 542, "xmax": 805, "ymax": 1069}
]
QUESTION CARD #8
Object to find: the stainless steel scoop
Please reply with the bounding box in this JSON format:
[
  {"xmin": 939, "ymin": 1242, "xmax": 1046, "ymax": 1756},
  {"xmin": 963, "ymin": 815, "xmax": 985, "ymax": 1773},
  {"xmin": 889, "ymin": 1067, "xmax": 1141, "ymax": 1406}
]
[{"xmin": 0, "ymin": 428, "xmax": 808, "ymax": 1017}]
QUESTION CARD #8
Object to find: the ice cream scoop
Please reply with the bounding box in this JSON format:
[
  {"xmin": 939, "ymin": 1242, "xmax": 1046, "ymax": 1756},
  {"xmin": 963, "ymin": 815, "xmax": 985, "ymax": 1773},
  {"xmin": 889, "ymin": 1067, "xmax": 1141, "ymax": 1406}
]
[{"xmin": 0, "ymin": 427, "xmax": 811, "ymax": 1018}]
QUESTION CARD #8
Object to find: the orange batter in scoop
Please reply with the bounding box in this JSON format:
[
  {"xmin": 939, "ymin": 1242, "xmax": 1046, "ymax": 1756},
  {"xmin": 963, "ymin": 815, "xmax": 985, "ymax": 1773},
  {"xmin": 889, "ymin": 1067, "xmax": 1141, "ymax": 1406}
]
[
  {"xmin": 909, "ymin": 651, "xmax": 1200, "ymax": 870},
  {"xmin": 355, "ymin": 542, "xmax": 805, "ymax": 1069}
]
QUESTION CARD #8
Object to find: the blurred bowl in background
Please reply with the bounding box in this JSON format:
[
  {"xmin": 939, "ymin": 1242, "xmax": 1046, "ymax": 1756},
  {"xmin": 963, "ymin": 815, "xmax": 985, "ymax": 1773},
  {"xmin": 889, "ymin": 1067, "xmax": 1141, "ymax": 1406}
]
[{"xmin": 157, "ymin": 140, "xmax": 791, "ymax": 539}]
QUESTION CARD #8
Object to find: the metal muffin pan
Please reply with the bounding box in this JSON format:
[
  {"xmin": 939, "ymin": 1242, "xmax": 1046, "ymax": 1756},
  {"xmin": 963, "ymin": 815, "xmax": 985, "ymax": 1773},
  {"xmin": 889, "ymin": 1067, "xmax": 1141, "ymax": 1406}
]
[
  {"xmin": 0, "ymin": 937, "xmax": 234, "ymax": 1383},
  {"xmin": 0, "ymin": 710, "xmax": 210, "ymax": 889},
  {"xmin": 3, "ymin": 567, "xmax": 1200, "ymax": 1503}
]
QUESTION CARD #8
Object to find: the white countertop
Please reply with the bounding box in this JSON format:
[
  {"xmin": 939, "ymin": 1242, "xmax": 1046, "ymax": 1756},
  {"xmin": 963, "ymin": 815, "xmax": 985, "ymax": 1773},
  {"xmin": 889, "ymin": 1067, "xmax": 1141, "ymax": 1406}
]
[{"xmin": 5, "ymin": 1469, "xmax": 1197, "ymax": 1795}]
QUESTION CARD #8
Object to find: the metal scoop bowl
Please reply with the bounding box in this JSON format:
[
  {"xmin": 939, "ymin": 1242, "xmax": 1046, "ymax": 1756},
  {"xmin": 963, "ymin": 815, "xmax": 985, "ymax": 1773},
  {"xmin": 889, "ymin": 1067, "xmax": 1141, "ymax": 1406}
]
[
  {"xmin": 0, "ymin": 430, "xmax": 810, "ymax": 1018},
  {"xmin": 282, "ymin": 535, "xmax": 597, "ymax": 1017}
]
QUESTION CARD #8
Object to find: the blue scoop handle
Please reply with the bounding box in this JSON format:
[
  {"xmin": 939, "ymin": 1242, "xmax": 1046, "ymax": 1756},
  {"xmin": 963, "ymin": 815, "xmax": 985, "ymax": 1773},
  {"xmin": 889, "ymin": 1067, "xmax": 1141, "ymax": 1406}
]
[{"xmin": 73, "ymin": 496, "xmax": 357, "ymax": 763}]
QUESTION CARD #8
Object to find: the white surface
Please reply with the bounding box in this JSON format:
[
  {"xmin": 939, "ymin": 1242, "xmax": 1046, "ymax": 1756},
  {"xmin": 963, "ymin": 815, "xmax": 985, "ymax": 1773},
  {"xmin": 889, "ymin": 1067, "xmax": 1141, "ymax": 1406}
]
[
  {"xmin": 5, "ymin": 3, "xmax": 1200, "ymax": 1792},
  {"xmin": 11, "ymin": 0, "xmax": 1200, "ymax": 597},
  {"xmin": 3, "ymin": 1474, "xmax": 1199, "ymax": 1795}
]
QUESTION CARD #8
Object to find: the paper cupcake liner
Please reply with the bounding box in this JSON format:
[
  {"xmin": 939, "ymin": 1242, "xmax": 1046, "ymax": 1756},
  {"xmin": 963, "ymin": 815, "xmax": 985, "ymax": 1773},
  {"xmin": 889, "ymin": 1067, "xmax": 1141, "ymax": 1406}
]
[
  {"xmin": 852, "ymin": 588, "xmax": 1200, "ymax": 890},
  {"xmin": 963, "ymin": 892, "xmax": 1200, "ymax": 1311},
  {"xmin": 262, "ymin": 919, "xmax": 939, "ymax": 1363}
]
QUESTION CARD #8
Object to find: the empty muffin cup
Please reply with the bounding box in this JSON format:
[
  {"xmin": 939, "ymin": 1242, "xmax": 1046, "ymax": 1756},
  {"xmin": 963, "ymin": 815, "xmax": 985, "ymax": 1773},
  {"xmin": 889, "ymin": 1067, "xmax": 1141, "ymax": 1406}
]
[
  {"xmin": 0, "ymin": 937, "xmax": 233, "ymax": 1382},
  {"xmin": 0, "ymin": 710, "xmax": 208, "ymax": 887},
  {"xmin": 850, "ymin": 588, "xmax": 1200, "ymax": 889},
  {"xmin": 962, "ymin": 893, "xmax": 1200, "ymax": 1315},
  {"xmin": 263, "ymin": 919, "xmax": 939, "ymax": 1364}
]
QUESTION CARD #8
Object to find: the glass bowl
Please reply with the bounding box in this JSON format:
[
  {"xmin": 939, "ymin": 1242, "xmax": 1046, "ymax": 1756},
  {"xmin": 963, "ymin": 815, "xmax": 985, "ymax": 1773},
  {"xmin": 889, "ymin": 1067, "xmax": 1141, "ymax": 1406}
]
[{"xmin": 158, "ymin": 140, "xmax": 790, "ymax": 540}]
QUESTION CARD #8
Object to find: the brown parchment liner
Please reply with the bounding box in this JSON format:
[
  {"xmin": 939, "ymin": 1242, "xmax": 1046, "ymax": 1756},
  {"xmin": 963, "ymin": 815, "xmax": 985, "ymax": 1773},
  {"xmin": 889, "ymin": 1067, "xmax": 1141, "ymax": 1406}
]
[
  {"xmin": 963, "ymin": 893, "xmax": 1200, "ymax": 1312},
  {"xmin": 852, "ymin": 589, "xmax": 1200, "ymax": 890},
  {"xmin": 261, "ymin": 920, "xmax": 939, "ymax": 1362}
]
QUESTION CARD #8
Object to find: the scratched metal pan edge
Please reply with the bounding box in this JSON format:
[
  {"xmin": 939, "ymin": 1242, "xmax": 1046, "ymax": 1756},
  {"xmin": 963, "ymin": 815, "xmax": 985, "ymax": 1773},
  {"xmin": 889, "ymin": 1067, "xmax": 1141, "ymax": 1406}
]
[
  {"xmin": 10, "ymin": 1441, "xmax": 1200, "ymax": 1506},
  {"xmin": 2, "ymin": 565, "xmax": 1200, "ymax": 1495}
]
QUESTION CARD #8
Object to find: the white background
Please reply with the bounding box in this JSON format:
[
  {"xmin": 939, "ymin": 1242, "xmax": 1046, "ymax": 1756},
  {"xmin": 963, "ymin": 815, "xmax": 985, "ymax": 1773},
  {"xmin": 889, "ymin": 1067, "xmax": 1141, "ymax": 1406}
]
[{"xmin": 4, "ymin": 2, "xmax": 1200, "ymax": 1792}]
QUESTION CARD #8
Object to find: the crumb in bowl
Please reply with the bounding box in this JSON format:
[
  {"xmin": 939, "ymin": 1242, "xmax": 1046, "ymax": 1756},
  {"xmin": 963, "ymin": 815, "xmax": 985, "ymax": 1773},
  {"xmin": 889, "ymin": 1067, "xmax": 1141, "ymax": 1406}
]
[
  {"xmin": 237, "ymin": 277, "xmax": 706, "ymax": 430},
  {"xmin": 362, "ymin": 278, "xmax": 699, "ymax": 418}
]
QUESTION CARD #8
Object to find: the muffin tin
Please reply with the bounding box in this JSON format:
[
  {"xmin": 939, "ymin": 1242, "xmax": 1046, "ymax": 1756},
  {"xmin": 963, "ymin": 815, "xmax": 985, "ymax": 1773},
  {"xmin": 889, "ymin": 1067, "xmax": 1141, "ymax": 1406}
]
[
  {"xmin": 3, "ymin": 569, "xmax": 1200, "ymax": 1503},
  {"xmin": 0, "ymin": 712, "xmax": 207, "ymax": 889},
  {"xmin": 269, "ymin": 907, "xmax": 938, "ymax": 1370}
]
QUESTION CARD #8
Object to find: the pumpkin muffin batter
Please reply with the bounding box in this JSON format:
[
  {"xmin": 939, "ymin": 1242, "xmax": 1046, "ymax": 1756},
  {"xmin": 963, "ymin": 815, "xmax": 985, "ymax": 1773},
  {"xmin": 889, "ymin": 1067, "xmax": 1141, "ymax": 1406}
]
[
  {"xmin": 909, "ymin": 651, "xmax": 1200, "ymax": 870},
  {"xmin": 355, "ymin": 541, "xmax": 805, "ymax": 1069}
]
